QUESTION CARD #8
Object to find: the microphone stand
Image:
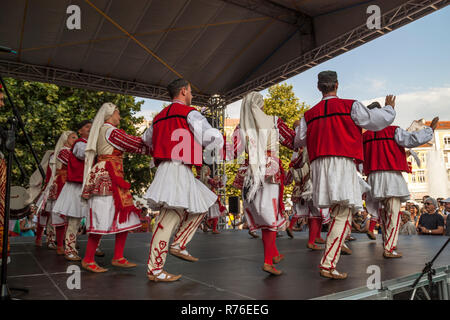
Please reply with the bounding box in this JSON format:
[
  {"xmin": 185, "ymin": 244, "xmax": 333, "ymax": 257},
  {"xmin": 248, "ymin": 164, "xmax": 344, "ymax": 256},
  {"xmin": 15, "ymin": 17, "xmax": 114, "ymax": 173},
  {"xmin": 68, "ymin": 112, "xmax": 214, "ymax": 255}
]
[
  {"xmin": 410, "ymin": 236, "xmax": 450, "ymax": 300},
  {"xmin": 0, "ymin": 73, "xmax": 45, "ymax": 300}
]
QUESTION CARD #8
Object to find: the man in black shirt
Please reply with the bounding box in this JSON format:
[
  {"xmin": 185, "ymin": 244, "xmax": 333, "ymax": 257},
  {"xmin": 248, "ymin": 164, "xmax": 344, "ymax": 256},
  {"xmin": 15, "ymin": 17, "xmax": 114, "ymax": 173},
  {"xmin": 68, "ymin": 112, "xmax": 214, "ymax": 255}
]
[
  {"xmin": 417, "ymin": 197, "xmax": 444, "ymax": 235},
  {"xmin": 441, "ymin": 197, "xmax": 450, "ymax": 236}
]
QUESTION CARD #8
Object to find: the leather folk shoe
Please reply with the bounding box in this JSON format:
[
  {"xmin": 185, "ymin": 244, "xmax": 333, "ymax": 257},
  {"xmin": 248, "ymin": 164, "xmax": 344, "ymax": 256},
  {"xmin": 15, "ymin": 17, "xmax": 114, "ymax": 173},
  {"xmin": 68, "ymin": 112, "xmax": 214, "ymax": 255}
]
[
  {"xmin": 320, "ymin": 269, "xmax": 348, "ymax": 280},
  {"xmin": 147, "ymin": 270, "xmax": 182, "ymax": 282},
  {"xmin": 383, "ymin": 250, "xmax": 403, "ymax": 259},
  {"xmin": 81, "ymin": 260, "xmax": 108, "ymax": 273},
  {"xmin": 340, "ymin": 244, "xmax": 352, "ymax": 255},
  {"xmin": 169, "ymin": 247, "xmax": 199, "ymax": 262},
  {"xmin": 273, "ymin": 254, "xmax": 285, "ymax": 264},
  {"xmin": 367, "ymin": 231, "xmax": 376, "ymax": 240},
  {"xmin": 315, "ymin": 237, "xmax": 326, "ymax": 244},
  {"xmin": 111, "ymin": 257, "xmax": 137, "ymax": 268},
  {"xmin": 307, "ymin": 243, "xmax": 324, "ymax": 251},
  {"xmin": 262, "ymin": 263, "xmax": 282, "ymax": 276}
]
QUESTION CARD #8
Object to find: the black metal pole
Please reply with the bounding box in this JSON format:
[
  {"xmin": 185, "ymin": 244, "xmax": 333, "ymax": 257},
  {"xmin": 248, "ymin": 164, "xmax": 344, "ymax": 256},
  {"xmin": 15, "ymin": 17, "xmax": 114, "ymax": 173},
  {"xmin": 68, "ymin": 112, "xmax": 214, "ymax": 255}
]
[
  {"xmin": 0, "ymin": 75, "xmax": 45, "ymax": 180},
  {"xmin": 411, "ymin": 236, "xmax": 450, "ymax": 290},
  {"xmin": 0, "ymin": 118, "xmax": 16, "ymax": 300}
]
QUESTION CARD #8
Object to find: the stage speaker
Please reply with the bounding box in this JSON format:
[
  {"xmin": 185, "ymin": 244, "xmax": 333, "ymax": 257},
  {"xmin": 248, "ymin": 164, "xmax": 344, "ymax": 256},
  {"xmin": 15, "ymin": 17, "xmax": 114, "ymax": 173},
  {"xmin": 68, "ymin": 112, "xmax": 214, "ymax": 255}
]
[{"xmin": 228, "ymin": 196, "xmax": 240, "ymax": 214}]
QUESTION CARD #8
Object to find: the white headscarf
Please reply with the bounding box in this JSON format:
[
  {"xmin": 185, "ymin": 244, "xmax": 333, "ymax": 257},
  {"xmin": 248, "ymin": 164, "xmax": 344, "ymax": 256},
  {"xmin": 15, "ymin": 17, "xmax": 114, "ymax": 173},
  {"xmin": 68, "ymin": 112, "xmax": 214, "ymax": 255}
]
[
  {"xmin": 82, "ymin": 102, "xmax": 118, "ymax": 189},
  {"xmin": 239, "ymin": 92, "xmax": 277, "ymax": 201},
  {"xmin": 49, "ymin": 130, "xmax": 75, "ymax": 185},
  {"xmin": 26, "ymin": 149, "xmax": 54, "ymax": 204}
]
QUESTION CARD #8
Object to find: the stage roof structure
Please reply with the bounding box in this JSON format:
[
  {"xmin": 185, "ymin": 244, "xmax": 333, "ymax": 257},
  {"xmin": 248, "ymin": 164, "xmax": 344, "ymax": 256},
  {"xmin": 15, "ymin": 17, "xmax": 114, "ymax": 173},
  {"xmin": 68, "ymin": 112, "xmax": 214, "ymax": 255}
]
[{"xmin": 0, "ymin": 0, "xmax": 448, "ymax": 106}]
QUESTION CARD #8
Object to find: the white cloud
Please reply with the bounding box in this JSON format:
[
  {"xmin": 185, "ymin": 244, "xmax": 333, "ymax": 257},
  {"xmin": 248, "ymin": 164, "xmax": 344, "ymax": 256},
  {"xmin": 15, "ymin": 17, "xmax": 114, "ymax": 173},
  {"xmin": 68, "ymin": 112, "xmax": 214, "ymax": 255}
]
[{"xmin": 362, "ymin": 86, "xmax": 450, "ymax": 128}]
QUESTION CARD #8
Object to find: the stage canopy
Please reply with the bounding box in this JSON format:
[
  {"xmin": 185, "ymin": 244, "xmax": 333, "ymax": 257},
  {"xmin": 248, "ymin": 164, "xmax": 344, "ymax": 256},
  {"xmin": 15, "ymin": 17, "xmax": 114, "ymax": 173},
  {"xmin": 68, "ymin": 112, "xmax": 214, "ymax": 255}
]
[{"xmin": 0, "ymin": 0, "xmax": 448, "ymax": 106}]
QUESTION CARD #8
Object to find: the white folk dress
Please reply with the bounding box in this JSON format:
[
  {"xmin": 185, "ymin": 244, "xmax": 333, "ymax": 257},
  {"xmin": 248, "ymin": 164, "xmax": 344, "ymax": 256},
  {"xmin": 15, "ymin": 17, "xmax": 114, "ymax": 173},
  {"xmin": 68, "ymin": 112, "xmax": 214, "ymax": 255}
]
[
  {"xmin": 53, "ymin": 140, "xmax": 89, "ymax": 219},
  {"xmin": 81, "ymin": 123, "xmax": 145, "ymax": 234},
  {"xmin": 142, "ymin": 110, "xmax": 221, "ymax": 214}
]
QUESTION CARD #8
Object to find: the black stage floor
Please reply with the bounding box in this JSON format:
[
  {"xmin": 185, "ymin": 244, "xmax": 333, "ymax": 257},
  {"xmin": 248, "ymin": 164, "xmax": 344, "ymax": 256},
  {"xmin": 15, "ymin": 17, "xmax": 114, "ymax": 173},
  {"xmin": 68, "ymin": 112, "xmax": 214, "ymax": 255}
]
[{"xmin": 5, "ymin": 230, "xmax": 450, "ymax": 300}]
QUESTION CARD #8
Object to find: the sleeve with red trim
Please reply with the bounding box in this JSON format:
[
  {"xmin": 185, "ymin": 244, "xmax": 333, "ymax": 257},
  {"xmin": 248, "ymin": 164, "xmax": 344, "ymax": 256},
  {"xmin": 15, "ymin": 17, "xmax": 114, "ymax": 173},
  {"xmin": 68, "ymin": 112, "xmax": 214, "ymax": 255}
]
[
  {"xmin": 277, "ymin": 118, "xmax": 295, "ymax": 150},
  {"xmin": 57, "ymin": 148, "xmax": 70, "ymax": 165},
  {"xmin": 107, "ymin": 128, "xmax": 149, "ymax": 155}
]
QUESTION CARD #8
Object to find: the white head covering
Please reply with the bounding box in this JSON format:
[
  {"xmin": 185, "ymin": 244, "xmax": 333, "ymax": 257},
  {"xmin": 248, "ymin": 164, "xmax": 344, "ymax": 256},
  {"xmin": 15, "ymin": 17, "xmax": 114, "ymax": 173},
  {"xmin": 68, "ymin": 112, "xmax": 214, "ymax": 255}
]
[
  {"xmin": 239, "ymin": 91, "xmax": 277, "ymax": 201},
  {"xmin": 82, "ymin": 102, "xmax": 118, "ymax": 189},
  {"xmin": 49, "ymin": 130, "xmax": 75, "ymax": 185},
  {"xmin": 26, "ymin": 150, "xmax": 54, "ymax": 204}
]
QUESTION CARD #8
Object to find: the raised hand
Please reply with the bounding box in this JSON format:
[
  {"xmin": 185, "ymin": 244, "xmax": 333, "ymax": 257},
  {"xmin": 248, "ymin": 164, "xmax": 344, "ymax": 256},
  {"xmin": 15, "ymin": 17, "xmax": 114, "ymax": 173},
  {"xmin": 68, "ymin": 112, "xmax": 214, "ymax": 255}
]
[{"xmin": 385, "ymin": 95, "xmax": 396, "ymax": 108}]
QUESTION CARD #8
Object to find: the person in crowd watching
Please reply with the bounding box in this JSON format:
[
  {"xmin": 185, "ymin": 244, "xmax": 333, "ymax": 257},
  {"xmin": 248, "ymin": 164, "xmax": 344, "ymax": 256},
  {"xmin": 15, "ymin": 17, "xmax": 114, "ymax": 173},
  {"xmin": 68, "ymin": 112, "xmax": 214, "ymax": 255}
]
[
  {"xmin": 417, "ymin": 197, "xmax": 444, "ymax": 235},
  {"xmin": 440, "ymin": 198, "xmax": 450, "ymax": 236},
  {"xmin": 399, "ymin": 211, "xmax": 417, "ymax": 235}
]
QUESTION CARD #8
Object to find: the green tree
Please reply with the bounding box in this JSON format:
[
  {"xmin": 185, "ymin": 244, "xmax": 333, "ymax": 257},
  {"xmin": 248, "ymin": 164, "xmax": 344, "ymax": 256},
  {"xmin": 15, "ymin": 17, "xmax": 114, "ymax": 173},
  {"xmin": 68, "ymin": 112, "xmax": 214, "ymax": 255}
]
[{"xmin": 0, "ymin": 78, "xmax": 151, "ymax": 195}]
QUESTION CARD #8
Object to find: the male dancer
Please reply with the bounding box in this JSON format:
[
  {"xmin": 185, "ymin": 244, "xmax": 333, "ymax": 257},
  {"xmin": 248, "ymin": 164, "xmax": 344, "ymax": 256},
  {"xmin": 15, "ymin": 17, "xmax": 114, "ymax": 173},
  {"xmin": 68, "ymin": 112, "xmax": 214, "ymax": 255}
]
[
  {"xmin": 143, "ymin": 79, "xmax": 223, "ymax": 282},
  {"xmin": 81, "ymin": 103, "xmax": 148, "ymax": 272},
  {"xmin": 294, "ymin": 71, "xmax": 396, "ymax": 279},
  {"xmin": 363, "ymin": 103, "xmax": 438, "ymax": 258},
  {"xmin": 53, "ymin": 120, "xmax": 92, "ymax": 261}
]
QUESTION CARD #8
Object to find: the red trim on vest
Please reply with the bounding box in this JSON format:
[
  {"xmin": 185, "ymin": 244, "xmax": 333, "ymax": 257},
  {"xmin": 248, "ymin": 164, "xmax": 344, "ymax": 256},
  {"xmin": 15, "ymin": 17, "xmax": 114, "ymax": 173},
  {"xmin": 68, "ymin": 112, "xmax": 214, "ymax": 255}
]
[
  {"xmin": 363, "ymin": 126, "xmax": 409, "ymax": 175},
  {"xmin": 304, "ymin": 98, "xmax": 363, "ymax": 163},
  {"xmin": 151, "ymin": 103, "xmax": 203, "ymax": 166},
  {"xmin": 67, "ymin": 138, "xmax": 87, "ymax": 183}
]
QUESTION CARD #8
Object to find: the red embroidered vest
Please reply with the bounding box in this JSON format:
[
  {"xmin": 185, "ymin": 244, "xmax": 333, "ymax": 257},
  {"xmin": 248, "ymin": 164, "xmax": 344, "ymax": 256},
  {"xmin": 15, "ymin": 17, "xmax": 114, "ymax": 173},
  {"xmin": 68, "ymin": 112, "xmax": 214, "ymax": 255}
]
[
  {"xmin": 304, "ymin": 97, "xmax": 363, "ymax": 163},
  {"xmin": 151, "ymin": 103, "xmax": 203, "ymax": 166},
  {"xmin": 363, "ymin": 126, "xmax": 409, "ymax": 175},
  {"xmin": 67, "ymin": 138, "xmax": 87, "ymax": 183}
]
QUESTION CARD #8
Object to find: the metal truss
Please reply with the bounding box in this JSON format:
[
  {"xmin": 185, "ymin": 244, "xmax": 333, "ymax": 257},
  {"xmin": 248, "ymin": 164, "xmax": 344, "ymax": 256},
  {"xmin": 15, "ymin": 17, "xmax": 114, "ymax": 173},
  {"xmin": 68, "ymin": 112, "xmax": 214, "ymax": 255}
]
[
  {"xmin": 225, "ymin": 0, "xmax": 449, "ymax": 104},
  {"xmin": 0, "ymin": 59, "xmax": 212, "ymax": 106},
  {"xmin": 220, "ymin": 0, "xmax": 312, "ymax": 31}
]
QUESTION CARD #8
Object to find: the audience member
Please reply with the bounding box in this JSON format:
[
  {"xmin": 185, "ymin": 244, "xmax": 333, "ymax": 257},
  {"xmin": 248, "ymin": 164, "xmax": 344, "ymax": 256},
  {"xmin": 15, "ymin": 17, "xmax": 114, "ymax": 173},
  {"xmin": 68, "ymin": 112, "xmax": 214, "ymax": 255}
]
[
  {"xmin": 399, "ymin": 211, "xmax": 417, "ymax": 235},
  {"xmin": 417, "ymin": 197, "xmax": 444, "ymax": 235}
]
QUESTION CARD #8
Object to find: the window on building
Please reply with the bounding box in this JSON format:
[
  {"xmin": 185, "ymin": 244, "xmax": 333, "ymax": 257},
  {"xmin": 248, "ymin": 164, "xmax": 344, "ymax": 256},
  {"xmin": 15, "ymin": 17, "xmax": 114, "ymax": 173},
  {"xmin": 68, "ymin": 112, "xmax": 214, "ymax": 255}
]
[
  {"xmin": 419, "ymin": 152, "xmax": 426, "ymax": 166},
  {"xmin": 448, "ymin": 169, "xmax": 450, "ymax": 181},
  {"xmin": 445, "ymin": 136, "xmax": 450, "ymax": 149},
  {"xmin": 410, "ymin": 172, "xmax": 416, "ymax": 183},
  {"xmin": 417, "ymin": 170, "xmax": 426, "ymax": 183}
]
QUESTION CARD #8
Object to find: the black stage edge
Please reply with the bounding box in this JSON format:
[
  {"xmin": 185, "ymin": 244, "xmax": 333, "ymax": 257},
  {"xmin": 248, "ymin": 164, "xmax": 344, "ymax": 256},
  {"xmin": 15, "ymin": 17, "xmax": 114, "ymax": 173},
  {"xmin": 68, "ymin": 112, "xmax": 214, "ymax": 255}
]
[{"xmin": 5, "ymin": 230, "xmax": 450, "ymax": 300}]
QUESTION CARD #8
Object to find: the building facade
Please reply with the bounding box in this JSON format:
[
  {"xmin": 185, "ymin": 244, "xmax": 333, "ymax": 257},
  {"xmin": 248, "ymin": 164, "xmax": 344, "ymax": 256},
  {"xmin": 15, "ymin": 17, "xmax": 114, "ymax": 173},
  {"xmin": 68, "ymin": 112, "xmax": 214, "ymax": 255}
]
[{"xmin": 406, "ymin": 121, "xmax": 450, "ymax": 201}]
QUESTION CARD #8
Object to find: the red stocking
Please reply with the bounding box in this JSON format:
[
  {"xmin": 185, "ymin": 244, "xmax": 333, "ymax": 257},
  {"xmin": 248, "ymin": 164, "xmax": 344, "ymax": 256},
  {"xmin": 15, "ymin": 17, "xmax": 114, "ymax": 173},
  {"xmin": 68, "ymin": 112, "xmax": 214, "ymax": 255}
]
[
  {"xmin": 308, "ymin": 218, "xmax": 320, "ymax": 245},
  {"xmin": 55, "ymin": 226, "xmax": 65, "ymax": 249},
  {"xmin": 113, "ymin": 231, "xmax": 128, "ymax": 260},
  {"xmin": 369, "ymin": 220, "xmax": 377, "ymax": 232},
  {"xmin": 83, "ymin": 233, "xmax": 102, "ymax": 263},
  {"xmin": 289, "ymin": 216, "xmax": 299, "ymax": 229},
  {"xmin": 211, "ymin": 218, "xmax": 219, "ymax": 232},
  {"xmin": 262, "ymin": 229, "xmax": 276, "ymax": 265},
  {"xmin": 35, "ymin": 224, "xmax": 44, "ymax": 242},
  {"xmin": 315, "ymin": 218, "xmax": 323, "ymax": 241}
]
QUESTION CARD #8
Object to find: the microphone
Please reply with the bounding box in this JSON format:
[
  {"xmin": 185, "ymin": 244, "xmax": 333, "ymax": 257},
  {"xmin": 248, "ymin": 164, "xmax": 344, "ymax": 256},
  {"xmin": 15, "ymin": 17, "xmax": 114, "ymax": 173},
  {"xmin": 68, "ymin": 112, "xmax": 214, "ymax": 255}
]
[{"xmin": 0, "ymin": 46, "xmax": 17, "ymax": 54}]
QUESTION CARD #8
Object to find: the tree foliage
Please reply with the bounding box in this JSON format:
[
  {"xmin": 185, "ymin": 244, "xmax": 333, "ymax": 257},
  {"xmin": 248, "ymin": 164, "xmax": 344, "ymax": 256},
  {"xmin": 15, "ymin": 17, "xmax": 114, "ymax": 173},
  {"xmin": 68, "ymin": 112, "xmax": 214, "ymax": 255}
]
[{"xmin": 0, "ymin": 78, "xmax": 151, "ymax": 195}]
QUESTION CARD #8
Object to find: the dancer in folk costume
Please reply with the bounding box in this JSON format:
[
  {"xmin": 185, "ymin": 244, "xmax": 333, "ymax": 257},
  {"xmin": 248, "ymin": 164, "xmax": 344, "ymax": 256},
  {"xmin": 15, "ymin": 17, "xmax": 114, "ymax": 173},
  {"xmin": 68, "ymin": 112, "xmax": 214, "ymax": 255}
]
[
  {"xmin": 47, "ymin": 131, "xmax": 77, "ymax": 255},
  {"xmin": 232, "ymin": 91, "xmax": 295, "ymax": 276},
  {"xmin": 81, "ymin": 103, "xmax": 149, "ymax": 273},
  {"xmin": 363, "ymin": 102, "xmax": 438, "ymax": 258},
  {"xmin": 143, "ymin": 79, "xmax": 223, "ymax": 282},
  {"xmin": 0, "ymin": 83, "xmax": 10, "ymax": 264},
  {"xmin": 284, "ymin": 120, "xmax": 330, "ymax": 246},
  {"xmin": 198, "ymin": 166, "xmax": 227, "ymax": 234},
  {"xmin": 294, "ymin": 71, "xmax": 396, "ymax": 279},
  {"xmin": 53, "ymin": 120, "xmax": 92, "ymax": 261},
  {"xmin": 31, "ymin": 150, "xmax": 57, "ymax": 248}
]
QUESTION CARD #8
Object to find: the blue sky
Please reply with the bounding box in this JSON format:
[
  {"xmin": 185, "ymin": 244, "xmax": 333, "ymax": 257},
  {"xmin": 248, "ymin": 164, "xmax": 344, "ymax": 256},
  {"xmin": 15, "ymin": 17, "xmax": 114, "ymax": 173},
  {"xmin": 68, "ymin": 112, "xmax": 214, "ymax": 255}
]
[{"xmin": 136, "ymin": 6, "xmax": 450, "ymax": 129}]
